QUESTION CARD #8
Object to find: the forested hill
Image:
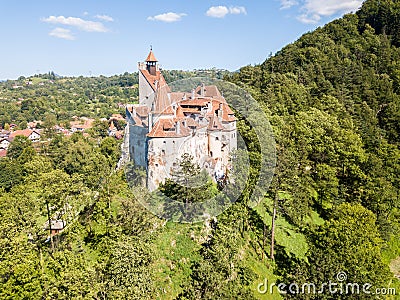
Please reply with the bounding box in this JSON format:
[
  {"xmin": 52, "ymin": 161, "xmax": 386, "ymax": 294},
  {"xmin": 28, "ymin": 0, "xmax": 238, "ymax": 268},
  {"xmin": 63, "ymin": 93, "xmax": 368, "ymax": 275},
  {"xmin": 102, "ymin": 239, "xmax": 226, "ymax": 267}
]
[
  {"xmin": 227, "ymin": 0, "xmax": 400, "ymax": 296},
  {"xmin": 231, "ymin": 0, "xmax": 400, "ymax": 145}
]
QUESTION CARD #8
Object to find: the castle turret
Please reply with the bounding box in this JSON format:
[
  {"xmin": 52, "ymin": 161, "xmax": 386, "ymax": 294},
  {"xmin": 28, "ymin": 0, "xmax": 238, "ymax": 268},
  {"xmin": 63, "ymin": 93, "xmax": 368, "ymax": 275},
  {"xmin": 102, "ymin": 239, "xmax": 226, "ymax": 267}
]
[
  {"xmin": 138, "ymin": 48, "xmax": 166, "ymax": 109},
  {"xmin": 145, "ymin": 49, "xmax": 158, "ymax": 76}
]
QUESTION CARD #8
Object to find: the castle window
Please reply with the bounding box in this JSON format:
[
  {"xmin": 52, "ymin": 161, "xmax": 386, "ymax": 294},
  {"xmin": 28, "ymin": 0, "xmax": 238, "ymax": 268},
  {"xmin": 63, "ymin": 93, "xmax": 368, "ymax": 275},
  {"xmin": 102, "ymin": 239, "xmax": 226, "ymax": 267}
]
[
  {"xmin": 215, "ymin": 137, "xmax": 219, "ymax": 141},
  {"xmin": 162, "ymin": 149, "xmax": 165, "ymax": 155}
]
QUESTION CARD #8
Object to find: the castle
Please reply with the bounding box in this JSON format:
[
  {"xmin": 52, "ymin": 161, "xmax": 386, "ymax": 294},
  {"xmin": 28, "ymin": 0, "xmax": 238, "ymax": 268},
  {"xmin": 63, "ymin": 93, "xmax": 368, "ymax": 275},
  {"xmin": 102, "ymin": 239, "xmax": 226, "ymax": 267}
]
[{"xmin": 126, "ymin": 50, "xmax": 237, "ymax": 191}]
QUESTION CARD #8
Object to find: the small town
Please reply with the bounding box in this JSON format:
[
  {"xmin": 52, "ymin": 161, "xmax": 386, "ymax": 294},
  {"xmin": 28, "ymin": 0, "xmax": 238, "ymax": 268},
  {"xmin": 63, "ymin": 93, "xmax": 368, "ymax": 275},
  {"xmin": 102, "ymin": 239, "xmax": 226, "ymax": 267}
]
[{"xmin": 0, "ymin": 114, "xmax": 126, "ymax": 158}]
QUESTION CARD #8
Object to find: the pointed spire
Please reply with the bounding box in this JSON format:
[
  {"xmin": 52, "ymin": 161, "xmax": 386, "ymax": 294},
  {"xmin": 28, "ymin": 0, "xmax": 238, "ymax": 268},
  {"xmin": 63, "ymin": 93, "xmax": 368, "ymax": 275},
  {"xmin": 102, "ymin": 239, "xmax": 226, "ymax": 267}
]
[{"xmin": 145, "ymin": 47, "xmax": 158, "ymax": 62}]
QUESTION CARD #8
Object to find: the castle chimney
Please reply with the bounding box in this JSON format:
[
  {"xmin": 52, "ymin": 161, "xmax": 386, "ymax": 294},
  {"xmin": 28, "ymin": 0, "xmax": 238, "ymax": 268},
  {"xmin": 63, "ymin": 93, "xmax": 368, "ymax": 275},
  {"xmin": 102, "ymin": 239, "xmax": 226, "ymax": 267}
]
[
  {"xmin": 148, "ymin": 113, "xmax": 153, "ymax": 132},
  {"xmin": 176, "ymin": 121, "xmax": 181, "ymax": 135},
  {"xmin": 200, "ymin": 83, "xmax": 205, "ymax": 97},
  {"xmin": 207, "ymin": 101, "xmax": 212, "ymax": 112},
  {"xmin": 173, "ymin": 104, "xmax": 177, "ymax": 117},
  {"xmin": 218, "ymin": 103, "xmax": 223, "ymax": 120},
  {"xmin": 191, "ymin": 89, "xmax": 195, "ymax": 100}
]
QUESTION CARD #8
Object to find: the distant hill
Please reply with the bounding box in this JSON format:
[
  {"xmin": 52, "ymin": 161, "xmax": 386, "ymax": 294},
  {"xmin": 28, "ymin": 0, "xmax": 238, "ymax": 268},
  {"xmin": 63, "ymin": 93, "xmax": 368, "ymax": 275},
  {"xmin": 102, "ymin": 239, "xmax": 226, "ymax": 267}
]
[{"xmin": 0, "ymin": 69, "xmax": 228, "ymax": 128}]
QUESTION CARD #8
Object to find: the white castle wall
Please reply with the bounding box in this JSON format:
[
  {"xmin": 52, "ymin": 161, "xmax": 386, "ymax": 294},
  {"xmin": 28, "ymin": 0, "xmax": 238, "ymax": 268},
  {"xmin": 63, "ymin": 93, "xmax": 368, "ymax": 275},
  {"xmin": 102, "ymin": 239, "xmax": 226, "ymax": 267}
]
[{"xmin": 138, "ymin": 68, "xmax": 155, "ymax": 109}]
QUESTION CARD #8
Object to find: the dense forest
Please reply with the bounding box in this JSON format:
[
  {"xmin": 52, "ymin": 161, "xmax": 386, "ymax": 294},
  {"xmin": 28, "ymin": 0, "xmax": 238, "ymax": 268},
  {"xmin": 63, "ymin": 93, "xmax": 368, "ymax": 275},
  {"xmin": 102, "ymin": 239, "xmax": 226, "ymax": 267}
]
[{"xmin": 1, "ymin": 0, "xmax": 399, "ymax": 299}]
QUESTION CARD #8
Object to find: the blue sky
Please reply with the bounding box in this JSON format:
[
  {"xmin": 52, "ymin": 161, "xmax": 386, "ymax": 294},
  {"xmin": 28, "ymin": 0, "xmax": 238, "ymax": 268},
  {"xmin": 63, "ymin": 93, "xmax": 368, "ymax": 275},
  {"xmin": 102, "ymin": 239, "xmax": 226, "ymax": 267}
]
[{"xmin": 0, "ymin": 0, "xmax": 364, "ymax": 80}]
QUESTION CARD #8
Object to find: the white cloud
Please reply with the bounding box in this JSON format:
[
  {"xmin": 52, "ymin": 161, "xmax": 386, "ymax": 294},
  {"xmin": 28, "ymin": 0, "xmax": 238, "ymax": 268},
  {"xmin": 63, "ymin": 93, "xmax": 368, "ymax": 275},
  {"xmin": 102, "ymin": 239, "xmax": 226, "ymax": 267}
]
[
  {"xmin": 42, "ymin": 16, "xmax": 109, "ymax": 32},
  {"xmin": 147, "ymin": 12, "xmax": 186, "ymax": 22},
  {"xmin": 303, "ymin": 0, "xmax": 363, "ymax": 16},
  {"xmin": 229, "ymin": 6, "xmax": 247, "ymax": 15},
  {"xmin": 95, "ymin": 14, "xmax": 114, "ymax": 22},
  {"xmin": 297, "ymin": 0, "xmax": 364, "ymax": 23},
  {"xmin": 297, "ymin": 13, "xmax": 321, "ymax": 24},
  {"xmin": 280, "ymin": 0, "xmax": 299, "ymax": 10},
  {"xmin": 206, "ymin": 6, "xmax": 229, "ymax": 18},
  {"xmin": 206, "ymin": 6, "xmax": 247, "ymax": 18},
  {"xmin": 49, "ymin": 27, "xmax": 75, "ymax": 40}
]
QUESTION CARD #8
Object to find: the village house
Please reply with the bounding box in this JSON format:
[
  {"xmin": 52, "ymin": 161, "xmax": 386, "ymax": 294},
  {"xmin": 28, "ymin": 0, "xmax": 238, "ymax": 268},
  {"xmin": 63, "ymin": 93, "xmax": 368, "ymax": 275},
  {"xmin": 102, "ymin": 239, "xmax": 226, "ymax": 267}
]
[
  {"xmin": 126, "ymin": 50, "xmax": 237, "ymax": 191},
  {"xmin": 70, "ymin": 117, "xmax": 95, "ymax": 133},
  {"xmin": 45, "ymin": 220, "xmax": 65, "ymax": 237},
  {"xmin": 0, "ymin": 138, "xmax": 10, "ymax": 150},
  {"xmin": 9, "ymin": 129, "xmax": 41, "ymax": 142}
]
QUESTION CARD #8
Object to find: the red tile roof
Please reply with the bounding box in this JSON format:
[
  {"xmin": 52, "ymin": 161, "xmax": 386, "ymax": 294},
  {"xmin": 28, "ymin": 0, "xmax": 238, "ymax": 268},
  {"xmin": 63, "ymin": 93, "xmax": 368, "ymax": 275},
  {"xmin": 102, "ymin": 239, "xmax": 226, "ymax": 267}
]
[
  {"xmin": 0, "ymin": 149, "xmax": 7, "ymax": 157},
  {"xmin": 135, "ymin": 105, "xmax": 150, "ymax": 117},
  {"xmin": 180, "ymin": 98, "xmax": 209, "ymax": 107},
  {"xmin": 147, "ymin": 119, "xmax": 191, "ymax": 138},
  {"xmin": 134, "ymin": 83, "xmax": 236, "ymax": 138},
  {"xmin": 145, "ymin": 50, "xmax": 158, "ymax": 62},
  {"xmin": 195, "ymin": 85, "xmax": 221, "ymax": 97},
  {"xmin": 181, "ymin": 107, "xmax": 201, "ymax": 113},
  {"xmin": 208, "ymin": 115, "xmax": 224, "ymax": 131},
  {"xmin": 207, "ymin": 99, "xmax": 236, "ymax": 122},
  {"xmin": 140, "ymin": 69, "xmax": 168, "ymax": 92},
  {"xmin": 176, "ymin": 106, "xmax": 185, "ymax": 118},
  {"xmin": 9, "ymin": 129, "xmax": 37, "ymax": 139},
  {"xmin": 153, "ymin": 84, "xmax": 172, "ymax": 114},
  {"xmin": 169, "ymin": 92, "xmax": 187, "ymax": 103},
  {"xmin": 182, "ymin": 117, "xmax": 199, "ymax": 128}
]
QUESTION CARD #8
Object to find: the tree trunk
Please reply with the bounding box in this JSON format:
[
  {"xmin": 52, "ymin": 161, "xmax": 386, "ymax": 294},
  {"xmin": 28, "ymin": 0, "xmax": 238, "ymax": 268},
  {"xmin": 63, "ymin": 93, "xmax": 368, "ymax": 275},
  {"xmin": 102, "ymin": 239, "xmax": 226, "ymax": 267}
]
[
  {"xmin": 46, "ymin": 201, "xmax": 53, "ymax": 250},
  {"xmin": 270, "ymin": 199, "xmax": 277, "ymax": 260},
  {"xmin": 262, "ymin": 223, "xmax": 266, "ymax": 261}
]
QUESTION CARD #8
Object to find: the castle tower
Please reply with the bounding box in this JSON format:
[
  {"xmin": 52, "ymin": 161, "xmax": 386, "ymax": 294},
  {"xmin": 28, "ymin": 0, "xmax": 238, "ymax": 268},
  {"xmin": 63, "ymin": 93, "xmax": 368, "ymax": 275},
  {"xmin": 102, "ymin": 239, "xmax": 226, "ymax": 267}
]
[
  {"xmin": 138, "ymin": 48, "xmax": 170, "ymax": 113},
  {"xmin": 145, "ymin": 50, "xmax": 158, "ymax": 76}
]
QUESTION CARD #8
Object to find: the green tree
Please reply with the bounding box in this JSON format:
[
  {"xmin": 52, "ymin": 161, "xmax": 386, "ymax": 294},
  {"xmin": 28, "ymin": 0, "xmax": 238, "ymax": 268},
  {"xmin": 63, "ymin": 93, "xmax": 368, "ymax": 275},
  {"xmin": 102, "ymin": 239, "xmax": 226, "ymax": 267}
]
[
  {"xmin": 0, "ymin": 158, "xmax": 23, "ymax": 191},
  {"xmin": 42, "ymin": 113, "xmax": 57, "ymax": 139},
  {"xmin": 159, "ymin": 153, "xmax": 218, "ymax": 221},
  {"xmin": 89, "ymin": 119, "xmax": 109, "ymax": 139},
  {"xmin": 7, "ymin": 135, "xmax": 35, "ymax": 161},
  {"xmin": 178, "ymin": 221, "xmax": 256, "ymax": 299},
  {"xmin": 282, "ymin": 203, "xmax": 392, "ymax": 299},
  {"xmin": 104, "ymin": 237, "xmax": 155, "ymax": 299},
  {"xmin": 100, "ymin": 136, "xmax": 119, "ymax": 167}
]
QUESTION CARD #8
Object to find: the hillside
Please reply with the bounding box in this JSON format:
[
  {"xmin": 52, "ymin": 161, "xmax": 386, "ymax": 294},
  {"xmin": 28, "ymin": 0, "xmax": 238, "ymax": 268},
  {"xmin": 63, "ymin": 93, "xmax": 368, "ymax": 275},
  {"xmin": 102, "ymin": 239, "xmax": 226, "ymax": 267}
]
[
  {"xmin": 228, "ymin": 0, "xmax": 400, "ymax": 297},
  {"xmin": 0, "ymin": 0, "xmax": 399, "ymax": 299}
]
